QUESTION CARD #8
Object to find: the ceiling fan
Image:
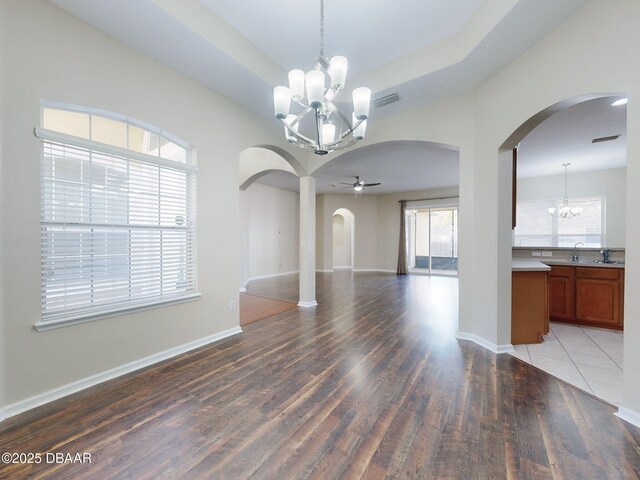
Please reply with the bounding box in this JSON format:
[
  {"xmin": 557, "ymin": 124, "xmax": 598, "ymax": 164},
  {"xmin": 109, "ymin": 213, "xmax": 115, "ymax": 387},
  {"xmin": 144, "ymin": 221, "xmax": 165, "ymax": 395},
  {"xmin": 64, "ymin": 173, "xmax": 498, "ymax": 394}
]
[{"xmin": 339, "ymin": 176, "xmax": 381, "ymax": 194}]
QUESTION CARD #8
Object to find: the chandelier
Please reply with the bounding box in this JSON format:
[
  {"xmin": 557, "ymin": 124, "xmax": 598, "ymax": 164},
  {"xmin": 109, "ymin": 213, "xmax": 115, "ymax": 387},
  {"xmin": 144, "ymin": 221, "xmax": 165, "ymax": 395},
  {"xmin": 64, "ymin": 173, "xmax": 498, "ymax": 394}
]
[
  {"xmin": 548, "ymin": 163, "xmax": 582, "ymax": 218},
  {"xmin": 273, "ymin": 0, "xmax": 371, "ymax": 155}
]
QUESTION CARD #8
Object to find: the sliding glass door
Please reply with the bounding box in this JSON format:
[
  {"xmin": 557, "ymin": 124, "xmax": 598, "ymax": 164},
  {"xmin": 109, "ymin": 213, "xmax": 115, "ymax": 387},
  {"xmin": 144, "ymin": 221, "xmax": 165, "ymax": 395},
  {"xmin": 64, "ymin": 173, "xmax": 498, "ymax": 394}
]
[{"xmin": 407, "ymin": 206, "xmax": 458, "ymax": 275}]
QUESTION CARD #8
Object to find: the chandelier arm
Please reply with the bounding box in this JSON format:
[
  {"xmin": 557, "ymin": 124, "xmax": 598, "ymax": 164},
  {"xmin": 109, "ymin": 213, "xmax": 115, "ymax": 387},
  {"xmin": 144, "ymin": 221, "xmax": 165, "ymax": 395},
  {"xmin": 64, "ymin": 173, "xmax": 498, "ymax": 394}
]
[
  {"xmin": 326, "ymin": 102, "xmax": 353, "ymax": 131},
  {"xmin": 289, "ymin": 107, "xmax": 313, "ymax": 128},
  {"xmin": 315, "ymin": 108, "xmax": 323, "ymax": 148},
  {"xmin": 292, "ymin": 97, "xmax": 312, "ymax": 109},
  {"xmin": 323, "ymin": 103, "xmax": 366, "ymax": 147},
  {"xmin": 278, "ymin": 117, "xmax": 317, "ymax": 146},
  {"xmin": 288, "ymin": 141, "xmax": 313, "ymax": 151},
  {"xmin": 321, "ymin": 137, "xmax": 360, "ymax": 151}
]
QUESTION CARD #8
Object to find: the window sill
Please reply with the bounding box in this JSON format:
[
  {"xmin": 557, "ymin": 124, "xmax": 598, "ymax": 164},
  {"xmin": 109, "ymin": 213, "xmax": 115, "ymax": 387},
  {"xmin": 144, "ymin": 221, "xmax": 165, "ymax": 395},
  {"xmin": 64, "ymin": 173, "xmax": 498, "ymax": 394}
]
[{"xmin": 34, "ymin": 293, "xmax": 202, "ymax": 332}]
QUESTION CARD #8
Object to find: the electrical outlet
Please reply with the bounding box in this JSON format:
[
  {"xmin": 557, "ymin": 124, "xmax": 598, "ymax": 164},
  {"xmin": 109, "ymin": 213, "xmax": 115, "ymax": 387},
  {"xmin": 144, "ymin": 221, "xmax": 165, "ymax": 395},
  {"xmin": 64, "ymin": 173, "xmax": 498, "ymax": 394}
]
[
  {"xmin": 541, "ymin": 251, "xmax": 553, "ymax": 257},
  {"xmin": 532, "ymin": 251, "xmax": 542, "ymax": 257},
  {"xmin": 229, "ymin": 300, "xmax": 236, "ymax": 311}
]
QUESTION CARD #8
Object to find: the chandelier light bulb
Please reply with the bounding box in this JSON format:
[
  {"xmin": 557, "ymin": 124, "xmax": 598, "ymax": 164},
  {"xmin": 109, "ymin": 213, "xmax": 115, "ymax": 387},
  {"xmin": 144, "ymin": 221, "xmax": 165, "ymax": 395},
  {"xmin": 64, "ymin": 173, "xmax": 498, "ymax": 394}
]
[
  {"xmin": 305, "ymin": 70, "xmax": 326, "ymax": 109},
  {"xmin": 354, "ymin": 184, "xmax": 363, "ymax": 192},
  {"xmin": 288, "ymin": 69, "xmax": 305, "ymax": 99},
  {"xmin": 352, "ymin": 87, "xmax": 371, "ymax": 120},
  {"xmin": 328, "ymin": 56, "xmax": 348, "ymax": 88},
  {"xmin": 321, "ymin": 123, "xmax": 336, "ymax": 145},
  {"xmin": 273, "ymin": 86, "xmax": 291, "ymax": 119}
]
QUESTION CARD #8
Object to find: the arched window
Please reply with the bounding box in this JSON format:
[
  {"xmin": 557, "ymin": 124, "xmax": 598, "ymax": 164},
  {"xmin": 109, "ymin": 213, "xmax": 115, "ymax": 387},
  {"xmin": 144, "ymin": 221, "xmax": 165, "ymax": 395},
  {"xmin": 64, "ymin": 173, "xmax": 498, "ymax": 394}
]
[{"xmin": 36, "ymin": 103, "xmax": 198, "ymax": 329}]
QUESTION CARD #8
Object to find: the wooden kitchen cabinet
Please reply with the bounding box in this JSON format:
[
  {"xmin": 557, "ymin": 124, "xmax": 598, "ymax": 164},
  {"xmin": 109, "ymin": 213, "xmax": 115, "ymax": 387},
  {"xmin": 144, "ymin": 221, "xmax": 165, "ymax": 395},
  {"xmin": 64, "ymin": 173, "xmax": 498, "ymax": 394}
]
[
  {"xmin": 548, "ymin": 265, "xmax": 624, "ymax": 330},
  {"xmin": 575, "ymin": 267, "xmax": 624, "ymax": 329},
  {"xmin": 549, "ymin": 266, "xmax": 575, "ymax": 321},
  {"xmin": 512, "ymin": 271, "xmax": 549, "ymax": 344}
]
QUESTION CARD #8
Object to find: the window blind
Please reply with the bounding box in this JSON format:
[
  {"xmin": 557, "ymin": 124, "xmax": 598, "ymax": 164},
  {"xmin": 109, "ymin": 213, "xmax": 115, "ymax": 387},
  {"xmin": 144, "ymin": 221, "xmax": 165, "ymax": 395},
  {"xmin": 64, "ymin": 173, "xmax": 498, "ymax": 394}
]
[
  {"xmin": 514, "ymin": 197, "xmax": 604, "ymax": 247},
  {"xmin": 39, "ymin": 133, "xmax": 197, "ymax": 323}
]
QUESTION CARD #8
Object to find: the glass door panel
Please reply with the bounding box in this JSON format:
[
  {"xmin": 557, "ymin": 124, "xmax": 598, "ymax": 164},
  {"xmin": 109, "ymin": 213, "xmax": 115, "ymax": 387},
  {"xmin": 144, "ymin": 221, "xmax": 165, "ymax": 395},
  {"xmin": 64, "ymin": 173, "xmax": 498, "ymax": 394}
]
[
  {"xmin": 407, "ymin": 206, "xmax": 458, "ymax": 276},
  {"xmin": 430, "ymin": 208, "xmax": 457, "ymax": 274}
]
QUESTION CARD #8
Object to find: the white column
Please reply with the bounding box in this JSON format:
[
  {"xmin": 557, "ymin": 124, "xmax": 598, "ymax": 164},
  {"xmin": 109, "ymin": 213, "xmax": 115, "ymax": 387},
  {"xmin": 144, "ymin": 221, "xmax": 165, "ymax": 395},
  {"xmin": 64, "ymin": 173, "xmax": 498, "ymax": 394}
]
[{"xmin": 298, "ymin": 176, "xmax": 317, "ymax": 307}]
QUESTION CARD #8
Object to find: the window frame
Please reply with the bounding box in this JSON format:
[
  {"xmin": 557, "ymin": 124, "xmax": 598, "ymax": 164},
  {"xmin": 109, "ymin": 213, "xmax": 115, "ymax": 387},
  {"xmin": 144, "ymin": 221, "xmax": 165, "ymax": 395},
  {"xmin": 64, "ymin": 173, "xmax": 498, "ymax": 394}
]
[{"xmin": 35, "ymin": 103, "xmax": 199, "ymax": 331}]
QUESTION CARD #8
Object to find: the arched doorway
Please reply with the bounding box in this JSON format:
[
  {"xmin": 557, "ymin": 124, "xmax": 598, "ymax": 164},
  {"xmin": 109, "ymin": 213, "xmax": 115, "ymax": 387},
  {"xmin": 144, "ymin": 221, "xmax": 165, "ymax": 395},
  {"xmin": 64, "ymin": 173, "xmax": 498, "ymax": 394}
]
[
  {"xmin": 500, "ymin": 93, "xmax": 627, "ymax": 405},
  {"xmin": 332, "ymin": 208, "xmax": 355, "ymax": 270}
]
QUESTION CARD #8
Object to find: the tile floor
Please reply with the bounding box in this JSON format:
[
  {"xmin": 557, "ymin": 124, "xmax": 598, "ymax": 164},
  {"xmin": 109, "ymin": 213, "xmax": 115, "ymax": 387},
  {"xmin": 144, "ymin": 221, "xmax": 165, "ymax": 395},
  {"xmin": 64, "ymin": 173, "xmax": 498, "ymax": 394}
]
[{"xmin": 510, "ymin": 322, "xmax": 624, "ymax": 406}]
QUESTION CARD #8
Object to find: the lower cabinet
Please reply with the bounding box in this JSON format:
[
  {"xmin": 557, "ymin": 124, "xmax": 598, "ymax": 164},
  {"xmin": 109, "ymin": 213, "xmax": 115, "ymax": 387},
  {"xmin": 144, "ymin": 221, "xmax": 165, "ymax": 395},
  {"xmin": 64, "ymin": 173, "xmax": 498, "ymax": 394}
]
[
  {"xmin": 549, "ymin": 266, "xmax": 575, "ymax": 321},
  {"xmin": 512, "ymin": 271, "xmax": 549, "ymax": 344},
  {"xmin": 549, "ymin": 265, "xmax": 624, "ymax": 330}
]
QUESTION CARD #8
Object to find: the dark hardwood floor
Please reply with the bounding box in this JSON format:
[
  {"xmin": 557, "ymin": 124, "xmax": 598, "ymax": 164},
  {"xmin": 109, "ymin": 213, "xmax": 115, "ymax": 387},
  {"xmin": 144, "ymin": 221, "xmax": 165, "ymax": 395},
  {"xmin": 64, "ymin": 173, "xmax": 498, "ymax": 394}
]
[{"xmin": 1, "ymin": 272, "xmax": 639, "ymax": 479}]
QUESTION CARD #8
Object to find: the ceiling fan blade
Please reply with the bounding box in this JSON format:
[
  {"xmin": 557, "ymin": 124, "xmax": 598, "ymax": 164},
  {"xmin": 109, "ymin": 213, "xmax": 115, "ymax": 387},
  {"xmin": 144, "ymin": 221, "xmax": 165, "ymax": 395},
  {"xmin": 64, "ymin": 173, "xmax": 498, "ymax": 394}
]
[
  {"xmin": 338, "ymin": 182, "xmax": 354, "ymax": 185},
  {"xmin": 363, "ymin": 183, "xmax": 381, "ymax": 187}
]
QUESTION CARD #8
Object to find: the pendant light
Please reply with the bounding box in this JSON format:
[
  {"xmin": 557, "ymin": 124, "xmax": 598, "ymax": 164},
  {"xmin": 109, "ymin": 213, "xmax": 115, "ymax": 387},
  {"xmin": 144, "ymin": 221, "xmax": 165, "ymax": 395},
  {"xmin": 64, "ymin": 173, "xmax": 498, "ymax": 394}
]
[{"xmin": 548, "ymin": 163, "xmax": 582, "ymax": 218}]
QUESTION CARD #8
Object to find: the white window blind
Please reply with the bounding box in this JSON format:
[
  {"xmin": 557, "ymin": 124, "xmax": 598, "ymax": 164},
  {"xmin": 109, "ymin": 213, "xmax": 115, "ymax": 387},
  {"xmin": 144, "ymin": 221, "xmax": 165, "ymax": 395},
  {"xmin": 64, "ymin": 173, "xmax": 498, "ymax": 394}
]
[
  {"xmin": 38, "ymin": 120, "xmax": 197, "ymax": 324},
  {"xmin": 514, "ymin": 196, "xmax": 605, "ymax": 247}
]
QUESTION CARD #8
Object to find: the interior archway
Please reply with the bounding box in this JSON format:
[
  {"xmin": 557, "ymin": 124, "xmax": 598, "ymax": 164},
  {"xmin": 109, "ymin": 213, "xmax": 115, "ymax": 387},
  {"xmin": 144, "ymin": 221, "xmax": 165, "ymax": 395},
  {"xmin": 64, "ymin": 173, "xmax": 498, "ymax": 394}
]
[
  {"xmin": 239, "ymin": 145, "xmax": 302, "ymax": 191},
  {"xmin": 499, "ymin": 93, "xmax": 627, "ymax": 405},
  {"xmin": 332, "ymin": 208, "xmax": 355, "ymax": 270}
]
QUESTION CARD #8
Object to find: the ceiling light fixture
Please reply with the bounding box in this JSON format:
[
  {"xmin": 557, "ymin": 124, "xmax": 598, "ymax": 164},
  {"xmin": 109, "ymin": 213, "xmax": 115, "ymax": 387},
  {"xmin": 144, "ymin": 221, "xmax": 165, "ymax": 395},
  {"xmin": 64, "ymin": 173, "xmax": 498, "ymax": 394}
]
[
  {"xmin": 273, "ymin": 0, "xmax": 371, "ymax": 155},
  {"xmin": 611, "ymin": 98, "xmax": 628, "ymax": 107},
  {"xmin": 548, "ymin": 163, "xmax": 582, "ymax": 218},
  {"xmin": 339, "ymin": 176, "xmax": 381, "ymax": 196}
]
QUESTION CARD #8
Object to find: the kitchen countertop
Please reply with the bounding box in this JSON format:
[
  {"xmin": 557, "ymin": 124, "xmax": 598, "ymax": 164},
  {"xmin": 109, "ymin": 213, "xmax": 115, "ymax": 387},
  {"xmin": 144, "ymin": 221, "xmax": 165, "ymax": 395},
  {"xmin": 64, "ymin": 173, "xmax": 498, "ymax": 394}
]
[
  {"xmin": 512, "ymin": 260, "xmax": 552, "ymax": 272},
  {"xmin": 539, "ymin": 259, "xmax": 625, "ymax": 269}
]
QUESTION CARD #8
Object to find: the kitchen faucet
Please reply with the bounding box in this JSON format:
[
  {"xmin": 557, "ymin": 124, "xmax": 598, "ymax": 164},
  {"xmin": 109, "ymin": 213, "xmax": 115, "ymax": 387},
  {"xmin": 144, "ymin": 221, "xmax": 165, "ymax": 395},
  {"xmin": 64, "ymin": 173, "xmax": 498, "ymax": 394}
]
[
  {"xmin": 572, "ymin": 242, "xmax": 584, "ymax": 262},
  {"xmin": 600, "ymin": 249, "xmax": 610, "ymax": 263}
]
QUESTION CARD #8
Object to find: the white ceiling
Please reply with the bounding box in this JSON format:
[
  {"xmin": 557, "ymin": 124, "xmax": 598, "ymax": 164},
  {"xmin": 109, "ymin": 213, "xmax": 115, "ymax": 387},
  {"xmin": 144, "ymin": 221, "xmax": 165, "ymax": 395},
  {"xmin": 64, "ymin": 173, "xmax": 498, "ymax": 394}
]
[
  {"xmin": 256, "ymin": 141, "xmax": 459, "ymax": 194},
  {"xmin": 48, "ymin": 0, "xmax": 620, "ymax": 194},
  {"xmin": 49, "ymin": 0, "xmax": 591, "ymax": 120},
  {"xmin": 200, "ymin": 0, "xmax": 485, "ymax": 77},
  {"xmin": 518, "ymin": 97, "xmax": 627, "ymax": 178}
]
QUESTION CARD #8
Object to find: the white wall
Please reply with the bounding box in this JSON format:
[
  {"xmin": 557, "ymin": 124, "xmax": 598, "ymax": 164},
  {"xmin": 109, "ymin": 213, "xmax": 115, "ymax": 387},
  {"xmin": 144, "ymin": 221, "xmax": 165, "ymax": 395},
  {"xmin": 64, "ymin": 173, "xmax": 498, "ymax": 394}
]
[
  {"xmin": 0, "ymin": 0, "xmax": 284, "ymax": 409},
  {"xmin": 240, "ymin": 182, "xmax": 299, "ymax": 285},
  {"xmin": 517, "ymin": 168, "xmax": 626, "ymax": 247},
  {"xmin": 316, "ymin": 194, "xmax": 379, "ymax": 271}
]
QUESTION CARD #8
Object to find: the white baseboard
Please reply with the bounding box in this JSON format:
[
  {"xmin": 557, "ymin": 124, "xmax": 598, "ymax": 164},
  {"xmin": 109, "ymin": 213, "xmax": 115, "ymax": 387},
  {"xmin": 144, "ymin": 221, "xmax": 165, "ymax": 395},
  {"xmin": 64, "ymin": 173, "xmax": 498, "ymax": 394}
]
[
  {"xmin": 297, "ymin": 300, "xmax": 318, "ymax": 308},
  {"xmin": 239, "ymin": 287, "xmax": 247, "ymax": 292},
  {"xmin": 615, "ymin": 406, "xmax": 640, "ymax": 428},
  {"xmin": 456, "ymin": 330, "xmax": 514, "ymax": 354},
  {"xmin": 332, "ymin": 266, "xmax": 353, "ymax": 270},
  {"xmin": 316, "ymin": 269, "xmax": 395, "ymax": 274},
  {"xmin": 352, "ymin": 269, "xmax": 396, "ymax": 273},
  {"xmin": 0, "ymin": 326, "xmax": 242, "ymax": 422},
  {"xmin": 248, "ymin": 271, "xmax": 299, "ymax": 282}
]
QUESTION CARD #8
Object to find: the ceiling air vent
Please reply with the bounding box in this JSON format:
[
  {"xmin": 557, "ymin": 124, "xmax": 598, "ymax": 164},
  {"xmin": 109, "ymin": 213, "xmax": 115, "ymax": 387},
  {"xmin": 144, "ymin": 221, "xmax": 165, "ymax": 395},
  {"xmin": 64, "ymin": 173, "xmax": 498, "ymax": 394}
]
[
  {"xmin": 592, "ymin": 135, "xmax": 620, "ymax": 143},
  {"xmin": 373, "ymin": 92, "xmax": 400, "ymax": 108}
]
